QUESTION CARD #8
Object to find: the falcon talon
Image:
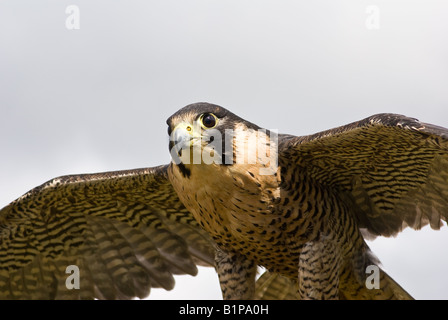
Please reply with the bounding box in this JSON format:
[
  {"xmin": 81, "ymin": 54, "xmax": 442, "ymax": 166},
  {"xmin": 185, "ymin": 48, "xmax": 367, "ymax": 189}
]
[{"xmin": 1, "ymin": 102, "xmax": 448, "ymax": 300}]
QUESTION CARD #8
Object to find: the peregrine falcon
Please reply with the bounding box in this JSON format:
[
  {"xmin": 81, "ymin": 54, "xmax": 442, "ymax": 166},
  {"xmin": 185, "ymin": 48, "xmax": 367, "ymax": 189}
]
[{"xmin": 1, "ymin": 102, "xmax": 447, "ymax": 300}]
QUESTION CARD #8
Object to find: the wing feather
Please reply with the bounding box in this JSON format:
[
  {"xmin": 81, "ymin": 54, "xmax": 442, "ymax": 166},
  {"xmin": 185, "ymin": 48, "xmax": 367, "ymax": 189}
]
[
  {"xmin": 279, "ymin": 113, "xmax": 448, "ymax": 238},
  {"xmin": 0, "ymin": 164, "xmax": 215, "ymax": 299}
]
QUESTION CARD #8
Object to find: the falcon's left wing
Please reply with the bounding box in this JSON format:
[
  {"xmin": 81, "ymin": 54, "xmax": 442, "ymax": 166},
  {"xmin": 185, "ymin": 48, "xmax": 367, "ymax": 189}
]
[
  {"xmin": 278, "ymin": 113, "xmax": 448, "ymax": 239},
  {"xmin": 0, "ymin": 164, "xmax": 215, "ymax": 299}
]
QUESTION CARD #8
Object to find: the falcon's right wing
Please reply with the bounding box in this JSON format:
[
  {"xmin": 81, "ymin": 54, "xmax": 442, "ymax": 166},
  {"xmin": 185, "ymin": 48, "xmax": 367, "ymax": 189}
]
[{"xmin": 0, "ymin": 164, "xmax": 215, "ymax": 299}]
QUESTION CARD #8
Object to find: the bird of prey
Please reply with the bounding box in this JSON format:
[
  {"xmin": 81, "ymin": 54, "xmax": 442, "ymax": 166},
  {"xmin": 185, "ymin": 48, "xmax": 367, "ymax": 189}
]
[{"xmin": 1, "ymin": 102, "xmax": 447, "ymax": 300}]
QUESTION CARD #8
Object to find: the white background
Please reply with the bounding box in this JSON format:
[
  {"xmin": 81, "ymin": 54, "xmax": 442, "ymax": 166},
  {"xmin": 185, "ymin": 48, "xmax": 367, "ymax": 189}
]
[{"xmin": 0, "ymin": 1, "xmax": 447, "ymax": 299}]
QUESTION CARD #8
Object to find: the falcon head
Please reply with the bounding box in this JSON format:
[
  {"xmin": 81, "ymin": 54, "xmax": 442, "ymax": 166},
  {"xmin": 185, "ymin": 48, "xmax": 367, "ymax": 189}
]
[{"xmin": 166, "ymin": 102, "xmax": 277, "ymax": 177}]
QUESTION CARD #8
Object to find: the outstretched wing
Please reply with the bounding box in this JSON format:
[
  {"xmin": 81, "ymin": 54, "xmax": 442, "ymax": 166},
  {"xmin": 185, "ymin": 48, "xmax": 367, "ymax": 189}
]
[
  {"xmin": 279, "ymin": 113, "xmax": 448, "ymax": 238},
  {"xmin": 0, "ymin": 164, "xmax": 215, "ymax": 299}
]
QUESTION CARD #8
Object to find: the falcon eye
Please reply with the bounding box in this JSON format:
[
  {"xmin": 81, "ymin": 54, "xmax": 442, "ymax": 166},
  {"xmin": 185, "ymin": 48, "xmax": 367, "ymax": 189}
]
[{"xmin": 200, "ymin": 113, "xmax": 218, "ymax": 129}]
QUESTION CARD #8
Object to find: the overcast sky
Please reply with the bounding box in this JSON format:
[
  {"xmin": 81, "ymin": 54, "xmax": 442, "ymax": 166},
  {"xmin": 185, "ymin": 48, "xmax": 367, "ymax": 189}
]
[{"xmin": 1, "ymin": 1, "xmax": 447, "ymax": 300}]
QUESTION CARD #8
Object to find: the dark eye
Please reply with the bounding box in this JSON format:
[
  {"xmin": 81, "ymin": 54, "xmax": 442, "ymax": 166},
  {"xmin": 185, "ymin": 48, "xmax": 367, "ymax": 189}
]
[{"xmin": 200, "ymin": 113, "xmax": 218, "ymax": 128}]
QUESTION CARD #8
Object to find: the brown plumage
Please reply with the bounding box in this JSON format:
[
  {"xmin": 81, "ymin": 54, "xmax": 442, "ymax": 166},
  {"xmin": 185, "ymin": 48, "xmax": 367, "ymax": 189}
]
[{"xmin": 1, "ymin": 102, "xmax": 447, "ymax": 299}]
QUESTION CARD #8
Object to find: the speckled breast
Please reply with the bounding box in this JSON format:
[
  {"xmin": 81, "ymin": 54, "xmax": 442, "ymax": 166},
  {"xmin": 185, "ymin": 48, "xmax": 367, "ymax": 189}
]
[{"xmin": 168, "ymin": 161, "xmax": 304, "ymax": 277}]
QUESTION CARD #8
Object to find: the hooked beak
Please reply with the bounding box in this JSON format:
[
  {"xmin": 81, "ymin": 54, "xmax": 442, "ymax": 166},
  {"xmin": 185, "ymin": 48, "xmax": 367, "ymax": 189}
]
[{"xmin": 169, "ymin": 122, "xmax": 201, "ymax": 163}]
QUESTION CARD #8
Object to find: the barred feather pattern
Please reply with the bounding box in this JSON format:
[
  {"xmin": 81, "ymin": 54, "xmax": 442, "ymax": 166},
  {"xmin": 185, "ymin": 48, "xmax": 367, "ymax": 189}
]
[
  {"xmin": 2, "ymin": 105, "xmax": 448, "ymax": 300},
  {"xmin": 277, "ymin": 114, "xmax": 448, "ymax": 299},
  {"xmin": 0, "ymin": 165, "xmax": 215, "ymax": 299}
]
